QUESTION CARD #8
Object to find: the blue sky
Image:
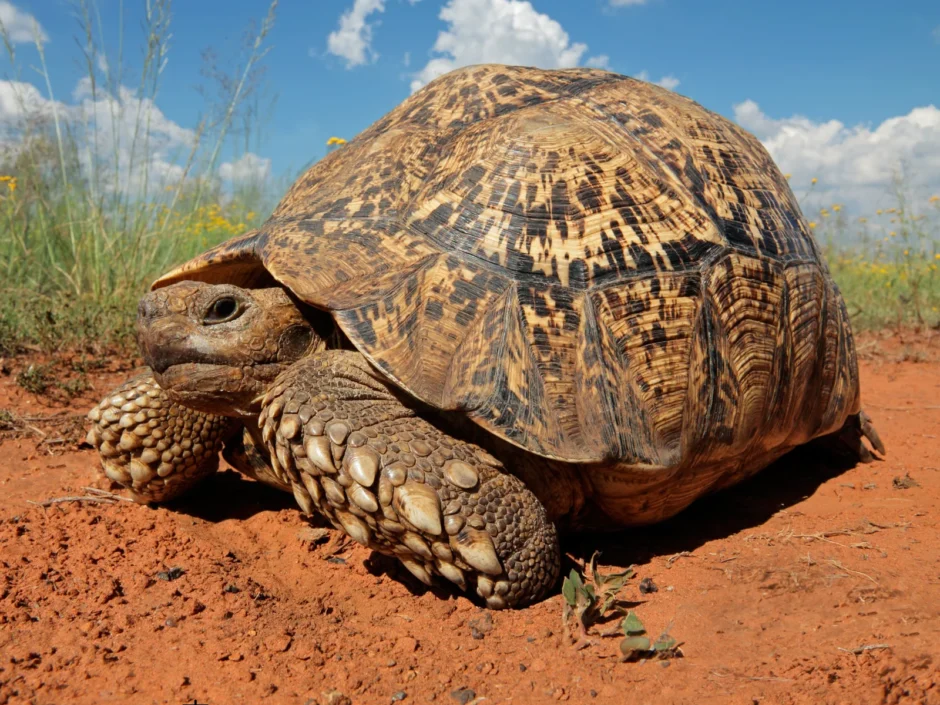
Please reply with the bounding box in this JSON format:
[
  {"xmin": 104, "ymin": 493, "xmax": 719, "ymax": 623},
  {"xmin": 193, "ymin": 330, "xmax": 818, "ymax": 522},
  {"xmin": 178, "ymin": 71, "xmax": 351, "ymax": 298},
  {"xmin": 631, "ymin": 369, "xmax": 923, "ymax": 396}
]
[{"xmin": 3, "ymin": 0, "xmax": 940, "ymax": 212}]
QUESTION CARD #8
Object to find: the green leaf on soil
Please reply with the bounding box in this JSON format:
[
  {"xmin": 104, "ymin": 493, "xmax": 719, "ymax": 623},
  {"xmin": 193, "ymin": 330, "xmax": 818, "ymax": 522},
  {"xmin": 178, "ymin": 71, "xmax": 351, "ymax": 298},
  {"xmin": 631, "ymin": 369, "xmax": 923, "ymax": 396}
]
[
  {"xmin": 622, "ymin": 611, "xmax": 646, "ymax": 636},
  {"xmin": 619, "ymin": 635, "xmax": 651, "ymax": 661}
]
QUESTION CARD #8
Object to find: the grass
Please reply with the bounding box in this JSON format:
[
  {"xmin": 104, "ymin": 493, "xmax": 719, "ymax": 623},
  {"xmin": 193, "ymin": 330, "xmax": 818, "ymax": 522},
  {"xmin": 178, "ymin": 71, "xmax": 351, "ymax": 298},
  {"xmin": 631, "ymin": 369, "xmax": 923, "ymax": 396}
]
[
  {"xmin": 0, "ymin": 4, "xmax": 935, "ymax": 355},
  {"xmin": 810, "ymin": 181, "xmax": 940, "ymax": 331}
]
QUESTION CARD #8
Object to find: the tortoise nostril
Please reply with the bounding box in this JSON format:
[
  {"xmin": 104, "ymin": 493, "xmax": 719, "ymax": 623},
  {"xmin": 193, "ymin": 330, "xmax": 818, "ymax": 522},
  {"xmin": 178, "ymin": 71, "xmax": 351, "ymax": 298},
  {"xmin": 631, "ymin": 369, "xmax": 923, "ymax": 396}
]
[{"xmin": 138, "ymin": 297, "xmax": 154, "ymax": 322}]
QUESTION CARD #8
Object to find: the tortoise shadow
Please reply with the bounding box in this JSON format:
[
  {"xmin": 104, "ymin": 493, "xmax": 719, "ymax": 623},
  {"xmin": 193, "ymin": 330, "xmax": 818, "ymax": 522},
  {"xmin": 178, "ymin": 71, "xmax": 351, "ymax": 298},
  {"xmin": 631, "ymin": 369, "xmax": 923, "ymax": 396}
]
[
  {"xmin": 563, "ymin": 441, "xmax": 867, "ymax": 568},
  {"xmin": 168, "ymin": 468, "xmax": 297, "ymax": 522},
  {"xmin": 159, "ymin": 442, "xmax": 867, "ymax": 605}
]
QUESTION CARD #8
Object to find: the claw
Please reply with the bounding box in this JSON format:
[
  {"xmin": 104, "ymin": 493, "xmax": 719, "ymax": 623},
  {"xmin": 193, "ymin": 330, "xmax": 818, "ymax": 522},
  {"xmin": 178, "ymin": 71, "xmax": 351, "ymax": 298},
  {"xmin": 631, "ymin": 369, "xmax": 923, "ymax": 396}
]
[{"xmin": 859, "ymin": 410, "xmax": 886, "ymax": 456}]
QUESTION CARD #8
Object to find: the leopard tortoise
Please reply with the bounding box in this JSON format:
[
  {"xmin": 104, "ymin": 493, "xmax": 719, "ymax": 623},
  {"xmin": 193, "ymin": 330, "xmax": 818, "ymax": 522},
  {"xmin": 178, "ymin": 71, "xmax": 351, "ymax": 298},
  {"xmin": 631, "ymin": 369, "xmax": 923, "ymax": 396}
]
[{"xmin": 87, "ymin": 64, "xmax": 884, "ymax": 609}]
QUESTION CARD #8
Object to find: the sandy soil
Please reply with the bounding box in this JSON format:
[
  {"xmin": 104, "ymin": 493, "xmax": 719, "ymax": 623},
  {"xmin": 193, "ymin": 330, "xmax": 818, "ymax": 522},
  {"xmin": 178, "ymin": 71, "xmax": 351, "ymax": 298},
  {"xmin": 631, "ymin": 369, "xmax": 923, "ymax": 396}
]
[{"xmin": 0, "ymin": 331, "xmax": 937, "ymax": 705}]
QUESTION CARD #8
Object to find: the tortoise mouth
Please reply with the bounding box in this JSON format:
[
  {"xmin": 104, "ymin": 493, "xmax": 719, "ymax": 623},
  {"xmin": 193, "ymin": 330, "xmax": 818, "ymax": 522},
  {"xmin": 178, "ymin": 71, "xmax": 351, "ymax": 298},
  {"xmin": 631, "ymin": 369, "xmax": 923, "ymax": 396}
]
[{"xmin": 154, "ymin": 362, "xmax": 259, "ymax": 418}]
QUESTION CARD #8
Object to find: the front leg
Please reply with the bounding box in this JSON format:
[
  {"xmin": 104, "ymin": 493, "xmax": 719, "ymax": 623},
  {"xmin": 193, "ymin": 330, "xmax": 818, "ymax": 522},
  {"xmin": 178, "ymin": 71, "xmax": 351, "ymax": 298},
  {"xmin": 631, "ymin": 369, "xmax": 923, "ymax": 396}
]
[
  {"xmin": 87, "ymin": 371, "xmax": 239, "ymax": 502},
  {"xmin": 259, "ymin": 351, "xmax": 560, "ymax": 609}
]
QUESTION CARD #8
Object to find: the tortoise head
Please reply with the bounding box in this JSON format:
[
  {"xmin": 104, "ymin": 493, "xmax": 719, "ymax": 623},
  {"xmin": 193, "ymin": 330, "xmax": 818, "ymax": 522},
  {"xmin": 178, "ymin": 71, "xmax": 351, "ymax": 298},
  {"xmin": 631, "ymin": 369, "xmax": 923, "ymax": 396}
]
[{"xmin": 137, "ymin": 281, "xmax": 330, "ymax": 417}]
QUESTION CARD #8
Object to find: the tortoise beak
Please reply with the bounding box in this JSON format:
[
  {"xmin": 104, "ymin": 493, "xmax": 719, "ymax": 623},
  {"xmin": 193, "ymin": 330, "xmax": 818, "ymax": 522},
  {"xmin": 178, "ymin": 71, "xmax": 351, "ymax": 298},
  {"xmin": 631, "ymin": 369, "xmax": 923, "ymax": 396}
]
[{"xmin": 137, "ymin": 316, "xmax": 192, "ymax": 375}]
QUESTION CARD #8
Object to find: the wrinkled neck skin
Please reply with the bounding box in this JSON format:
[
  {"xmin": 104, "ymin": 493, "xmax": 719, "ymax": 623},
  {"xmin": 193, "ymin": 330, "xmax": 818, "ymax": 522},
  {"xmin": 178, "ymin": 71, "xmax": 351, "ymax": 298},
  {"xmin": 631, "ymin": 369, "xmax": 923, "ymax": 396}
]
[{"xmin": 137, "ymin": 281, "xmax": 332, "ymax": 418}]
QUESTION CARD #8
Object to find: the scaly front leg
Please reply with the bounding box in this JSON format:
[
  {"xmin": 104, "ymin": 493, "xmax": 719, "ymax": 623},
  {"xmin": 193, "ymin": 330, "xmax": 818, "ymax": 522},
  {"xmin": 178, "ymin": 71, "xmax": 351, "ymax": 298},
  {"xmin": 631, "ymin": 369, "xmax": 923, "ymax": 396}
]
[
  {"xmin": 259, "ymin": 351, "xmax": 560, "ymax": 609},
  {"xmin": 87, "ymin": 371, "xmax": 239, "ymax": 502}
]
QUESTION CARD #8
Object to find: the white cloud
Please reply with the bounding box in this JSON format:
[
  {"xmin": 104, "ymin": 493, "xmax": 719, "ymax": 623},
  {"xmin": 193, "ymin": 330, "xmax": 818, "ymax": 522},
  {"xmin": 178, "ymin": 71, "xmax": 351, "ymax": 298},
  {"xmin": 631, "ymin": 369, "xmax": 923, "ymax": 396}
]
[
  {"xmin": 0, "ymin": 77, "xmax": 233, "ymax": 198},
  {"xmin": 609, "ymin": 0, "xmax": 648, "ymax": 5},
  {"xmin": 634, "ymin": 70, "xmax": 679, "ymax": 91},
  {"xmin": 0, "ymin": 78, "xmax": 271, "ymax": 195},
  {"xmin": 69, "ymin": 79, "xmax": 197, "ymax": 193},
  {"xmin": 403, "ymin": 51, "xmax": 411, "ymax": 67},
  {"xmin": 327, "ymin": 0, "xmax": 385, "ymax": 68},
  {"xmin": 734, "ymin": 100, "xmax": 940, "ymax": 212},
  {"xmin": 933, "ymin": 25, "xmax": 940, "ymax": 42},
  {"xmin": 586, "ymin": 54, "xmax": 610, "ymax": 69},
  {"xmin": 219, "ymin": 152, "xmax": 271, "ymax": 183},
  {"xmin": 0, "ymin": 1, "xmax": 48, "ymax": 44},
  {"xmin": 0, "ymin": 80, "xmax": 54, "ymax": 121},
  {"xmin": 410, "ymin": 0, "xmax": 588, "ymax": 92}
]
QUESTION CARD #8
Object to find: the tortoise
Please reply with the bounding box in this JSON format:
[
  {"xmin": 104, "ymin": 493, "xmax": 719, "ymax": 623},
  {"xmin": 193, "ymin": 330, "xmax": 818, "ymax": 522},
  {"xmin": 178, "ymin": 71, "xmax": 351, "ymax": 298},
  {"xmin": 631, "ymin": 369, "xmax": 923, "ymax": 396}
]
[{"xmin": 87, "ymin": 64, "xmax": 884, "ymax": 609}]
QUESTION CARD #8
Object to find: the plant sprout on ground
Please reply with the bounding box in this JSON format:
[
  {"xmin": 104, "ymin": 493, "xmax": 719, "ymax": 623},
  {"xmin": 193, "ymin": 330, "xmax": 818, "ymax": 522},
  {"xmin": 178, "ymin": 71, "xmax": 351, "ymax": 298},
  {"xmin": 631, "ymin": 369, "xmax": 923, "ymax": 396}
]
[{"xmin": 561, "ymin": 553, "xmax": 683, "ymax": 662}]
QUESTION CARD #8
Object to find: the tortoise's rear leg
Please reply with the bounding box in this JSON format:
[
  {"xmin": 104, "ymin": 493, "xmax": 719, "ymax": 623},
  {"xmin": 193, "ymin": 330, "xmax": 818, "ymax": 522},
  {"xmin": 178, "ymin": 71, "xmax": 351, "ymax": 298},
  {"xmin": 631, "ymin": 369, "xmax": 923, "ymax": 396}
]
[
  {"xmin": 258, "ymin": 350, "xmax": 560, "ymax": 609},
  {"xmin": 87, "ymin": 371, "xmax": 239, "ymax": 502},
  {"xmin": 819, "ymin": 410, "xmax": 886, "ymax": 463}
]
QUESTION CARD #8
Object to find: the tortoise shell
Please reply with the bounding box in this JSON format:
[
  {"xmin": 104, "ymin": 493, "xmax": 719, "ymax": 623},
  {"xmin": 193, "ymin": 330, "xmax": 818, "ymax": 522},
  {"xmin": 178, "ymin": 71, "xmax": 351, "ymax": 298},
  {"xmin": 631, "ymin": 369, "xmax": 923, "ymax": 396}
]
[{"xmin": 155, "ymin": 64, "xmax": 860, "ymax": 467}]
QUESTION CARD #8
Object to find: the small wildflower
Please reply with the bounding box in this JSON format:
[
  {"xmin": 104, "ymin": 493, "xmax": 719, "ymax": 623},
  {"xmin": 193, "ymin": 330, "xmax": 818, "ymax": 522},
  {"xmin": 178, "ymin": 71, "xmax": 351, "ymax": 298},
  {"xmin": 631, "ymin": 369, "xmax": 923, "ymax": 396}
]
[
  {"xmin": 832, "ymin": 204, "xmax": 842, "ymax": 212},
  {"xmin": 858, "ymin": 217, "xmax": 867, "ymax": 223},
  {"xmin": 935, "ymin": 254, "xmax": 940, "ymax": 260},
  {"xmin": 929, "ymin": 195, "xmax": 939, "ymax": 203},
  {"xmin": 784, "ymin": 173, "xmax": 792, "ymax": 180},
  {"xmin": 876, "ymin": 209, "xmax": 883, "ymax": 215},
  {"xmin": 809, "ymin": 221, "xmax": 817, "ymax": 229},
  {"xmin": 326, "ymin": 136, "xmax": 347, "ymax": 146},
  {"xmin": 810, "ymin": 177, "xmax": 818, "ymax": 184},
  {"xmin": 820, "ymin": 208, "xmax": 829, "ymax": 218},
  {"xmin": 889, "ymin": 231, "xmax": 896, "ymax": 237}
]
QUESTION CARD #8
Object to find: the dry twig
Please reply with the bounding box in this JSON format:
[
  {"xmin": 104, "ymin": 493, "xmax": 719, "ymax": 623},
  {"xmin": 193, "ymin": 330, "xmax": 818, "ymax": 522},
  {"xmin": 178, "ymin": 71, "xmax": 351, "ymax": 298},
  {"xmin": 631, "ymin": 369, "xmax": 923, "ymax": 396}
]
[{"xmin": 838, "ymin": 643, "xmax": 891, "ymax": 655}]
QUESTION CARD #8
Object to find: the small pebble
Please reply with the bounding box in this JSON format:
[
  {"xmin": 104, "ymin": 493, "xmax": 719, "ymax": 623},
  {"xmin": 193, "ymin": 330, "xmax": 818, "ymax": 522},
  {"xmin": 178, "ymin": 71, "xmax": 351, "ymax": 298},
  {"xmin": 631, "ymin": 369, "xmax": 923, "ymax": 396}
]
[
  {"xmin": 391, "ymin": 691, "xmax": 407, "ymax": 702},
  {"xmin": 155, "ymin": 567, "xmax": 185, "ymax": 581},
  {"xmin": 450, "ymin": 687, "xmax": 476, "ymax": 705},
  {"xmin": 639, "ymin": 577, "xmax": 658, "ymax": 594}
]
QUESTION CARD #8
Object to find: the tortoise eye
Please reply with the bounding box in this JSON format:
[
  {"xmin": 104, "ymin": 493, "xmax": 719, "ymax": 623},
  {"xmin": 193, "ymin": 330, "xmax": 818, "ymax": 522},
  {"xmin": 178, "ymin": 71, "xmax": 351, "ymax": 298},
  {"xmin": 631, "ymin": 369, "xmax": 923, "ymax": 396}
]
[{"xmin": 204, "ymin": 296, "xmax": 241, "ymax": 324}]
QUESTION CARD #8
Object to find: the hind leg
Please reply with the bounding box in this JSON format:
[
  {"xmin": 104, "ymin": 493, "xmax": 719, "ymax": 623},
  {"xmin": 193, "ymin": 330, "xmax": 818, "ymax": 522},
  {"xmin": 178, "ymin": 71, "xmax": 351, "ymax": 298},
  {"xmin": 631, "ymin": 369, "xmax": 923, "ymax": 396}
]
[
  {"xmin": 820, "ymin": 410, "xmax": 886, "ymax": 463},
  {"xmin": 87, "ymin": 371, "xmax": 239, "ymax": 502}
]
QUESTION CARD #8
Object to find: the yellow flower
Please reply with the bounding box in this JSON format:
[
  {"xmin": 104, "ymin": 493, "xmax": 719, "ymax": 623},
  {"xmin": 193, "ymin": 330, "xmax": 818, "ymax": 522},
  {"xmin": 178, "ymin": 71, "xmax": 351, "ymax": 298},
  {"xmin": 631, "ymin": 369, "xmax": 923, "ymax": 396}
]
[
  {"xmin": 903, "ymin": 250, "xmax": 909, "ymax": 256},
  {"xmin": 832, "ymin": 204, "xmax": 841, "ymax": 212},
  {"xmin": 326, "ymin": 136, "xmax": 347, "ymax": 146},
  {"xmin": 784, "ymin": 173, "xmax": 792, "ymax": 180},
  {"xmin": 820, "ymin": 208, "xmax": 829, "ymax": 217},
  {"xmin": 889, "ymin": 231, "xmax": 896, "ymax": 237},
  {"xmin": 930, "ymin": 195, "xmax": 939, "ymax": 203},
  {"xmin": 935, "ymin": 254, "xmax": 940, "ymax": 260},
  {"xmin": 858, "ymin": 217, "xmax": 867, "ymax": 223},
  {"xmin": 886, "ymin": 208, "xmax": 896, "ymax": 214},
  {"xmin": 876, "ymin": 209, "xmax": 883, "ymax": 215},
  {"xmin": 0, "ymin": 175, "xmax": 11, "ymax": 182},
  {"xmin": 810, "ymin": 177, "xmax": 818, "ymax": 184},
  {"xmin": 809, "ymin": 221, "xmax": 817, "ymax": 229},
  {"xmin": 7, "ymin": 179, "xmax": 15, "ymax": 192}
]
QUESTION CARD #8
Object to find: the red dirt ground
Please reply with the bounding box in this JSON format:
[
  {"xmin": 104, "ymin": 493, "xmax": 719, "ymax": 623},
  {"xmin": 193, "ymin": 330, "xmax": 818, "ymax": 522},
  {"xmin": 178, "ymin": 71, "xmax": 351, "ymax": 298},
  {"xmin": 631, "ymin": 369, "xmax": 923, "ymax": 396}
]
[{"xmin": 0, "ymin": 331, "xmax": 937, "ymax": 705}]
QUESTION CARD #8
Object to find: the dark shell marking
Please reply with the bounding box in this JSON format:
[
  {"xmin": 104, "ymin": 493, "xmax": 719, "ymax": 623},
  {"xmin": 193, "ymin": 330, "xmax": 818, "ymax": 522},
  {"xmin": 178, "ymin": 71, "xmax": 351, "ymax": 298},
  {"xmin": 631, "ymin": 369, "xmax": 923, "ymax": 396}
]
[{"xmin": 155, "ymin": 64, "xmax": 859, "ymax": 469}]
